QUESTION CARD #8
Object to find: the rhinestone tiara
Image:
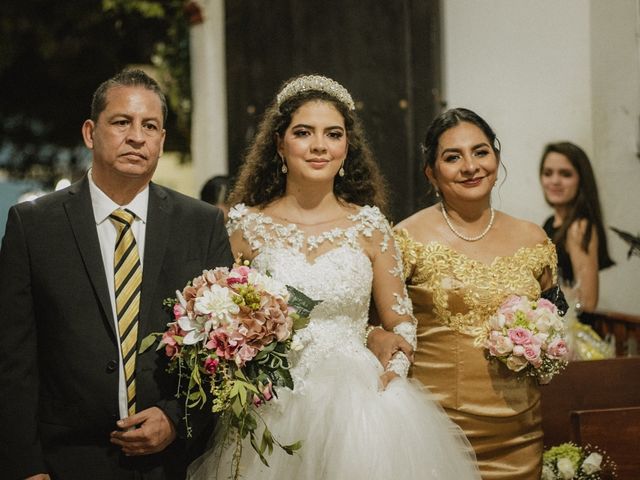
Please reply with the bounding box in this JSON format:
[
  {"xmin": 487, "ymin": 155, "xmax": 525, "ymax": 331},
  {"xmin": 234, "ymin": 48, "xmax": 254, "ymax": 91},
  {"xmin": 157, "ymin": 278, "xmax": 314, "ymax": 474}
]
[{"xmin": 276, "ymin": 75, "xmax": 355, "ymax": 110}]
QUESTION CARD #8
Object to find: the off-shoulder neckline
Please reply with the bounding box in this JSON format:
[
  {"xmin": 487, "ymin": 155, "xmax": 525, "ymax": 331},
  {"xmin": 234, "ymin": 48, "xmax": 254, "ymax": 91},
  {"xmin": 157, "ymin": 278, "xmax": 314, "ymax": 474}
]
[{"xmin": 395, "ymin": 228, "xmax": 553, "ymax": 268}]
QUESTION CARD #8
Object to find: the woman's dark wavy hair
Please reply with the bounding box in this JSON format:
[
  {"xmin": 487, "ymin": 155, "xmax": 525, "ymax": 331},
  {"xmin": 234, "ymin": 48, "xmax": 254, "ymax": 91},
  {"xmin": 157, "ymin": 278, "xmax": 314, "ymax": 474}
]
[
  {"xmin": 539, "ymin": 142, "xmax": 614, "ymax": 270},
  {"xmin": 227, "ymin": 76, "xmax": 388, "ymax": 214},
  {"xmin": 421, "ymin": 108, "xmax": 502, "ymax": 196}
]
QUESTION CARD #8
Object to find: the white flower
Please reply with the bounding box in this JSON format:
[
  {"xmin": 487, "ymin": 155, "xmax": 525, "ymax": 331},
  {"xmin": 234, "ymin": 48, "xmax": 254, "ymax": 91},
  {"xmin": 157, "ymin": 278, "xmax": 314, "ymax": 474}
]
[
  {"xmin": 489, "ymin": 313, "xmax": 507, "ymax": 330},
  {"xmin": 581, "ymin": 452, "xmax": 602, "ymax": 474},
  {"xmin": 557, "ymin": 457, "xmax": 575, "ymax": 479},
  {"xmin": 541, "ymin": 465, "xmax": 556, "ymax": 480},
  {"xmin": 175, "ymin": 289, "xmax": 187, "ymax": 309},
  {"xmin": 178, "ymin": 315, "xmax": 206, "ymax": 345},
  {"xmin": 194, "ymin": 284, "xmax": 240, "ymax": 323},
  {"xmin": 506, "ymin": 354, "xmax": 528, "ymax": 372},
  {"xmin": 248, "ymin": 271, "xmax": 288, "ymax": 299}
]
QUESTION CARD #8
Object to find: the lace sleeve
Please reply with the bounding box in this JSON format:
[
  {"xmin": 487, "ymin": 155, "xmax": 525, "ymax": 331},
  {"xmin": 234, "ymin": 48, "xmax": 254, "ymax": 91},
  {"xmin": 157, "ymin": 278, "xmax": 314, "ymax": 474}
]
[
  {"xmin": 366, "ymin": 212, "xmax": 417, "ymax": 377},
  {"xmin": 536, "ymin": 239, "xmax": 559, "ymax": 291},
  {"xmin": 226, "ymin": 203, "xmax": 256, "ymax": 263},
  {"xmin": 392, "ymin": 228, "xmax": 418, "ymax": 280}
]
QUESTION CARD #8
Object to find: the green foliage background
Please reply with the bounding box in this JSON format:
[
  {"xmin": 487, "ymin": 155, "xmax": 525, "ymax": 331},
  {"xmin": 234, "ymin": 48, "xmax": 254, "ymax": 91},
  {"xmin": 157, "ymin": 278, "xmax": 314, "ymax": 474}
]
[{"xmin": 0, "ymin": 0, "xmax": 192, "ymax": 185}]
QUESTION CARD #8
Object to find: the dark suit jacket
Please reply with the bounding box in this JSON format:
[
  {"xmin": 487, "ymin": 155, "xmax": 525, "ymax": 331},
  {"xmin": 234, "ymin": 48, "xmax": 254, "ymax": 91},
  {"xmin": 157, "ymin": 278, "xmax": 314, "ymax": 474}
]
[{"xmin": 0, "ymin": 177, "xmax": 233, "ymax": 480}]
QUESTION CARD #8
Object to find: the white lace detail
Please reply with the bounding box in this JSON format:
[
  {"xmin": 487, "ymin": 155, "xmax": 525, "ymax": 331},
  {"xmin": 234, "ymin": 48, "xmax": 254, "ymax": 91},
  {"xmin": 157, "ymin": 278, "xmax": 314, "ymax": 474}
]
[
  {"xmin": 391, "ymin": 293, "xmax": 413, "ymax": 317},
  {"xmin": 389, "ymin": 253, "xmax": 404, "ymax": 279},
  {"xmin": 393, "ymin": 321, "xmax": 417, "ymax": 349},
  {"xmin": 227, "ymin": 203, "xmax": 391, "ymax": 254},
  {"xmin": 384, "ymin": 321, "xmax": 417, "ymax": 378},
  {"xmin": 227, "ymin": 203, "xmax": 395, "ymax": 392},
  {"xmin": 387, "ymin": 351, "xmax": 411, "ymax": 377}
]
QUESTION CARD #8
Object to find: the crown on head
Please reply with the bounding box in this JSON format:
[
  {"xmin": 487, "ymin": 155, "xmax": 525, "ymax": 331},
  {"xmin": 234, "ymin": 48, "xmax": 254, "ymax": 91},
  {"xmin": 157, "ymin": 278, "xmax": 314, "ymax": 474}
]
[{"xmin": 276, "ymin": 75, "xmax": 355, "ymax": 111}]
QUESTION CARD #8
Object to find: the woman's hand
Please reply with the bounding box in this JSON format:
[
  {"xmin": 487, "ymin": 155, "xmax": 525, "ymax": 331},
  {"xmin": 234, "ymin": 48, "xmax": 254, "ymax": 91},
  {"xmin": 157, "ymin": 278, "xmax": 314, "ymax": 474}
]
[
  {"xmin": 379, "ymin": 370, "xmax": 399, "ymax": 390},
  {"xmin": 366, "ymin": 327, "xmax": 414, "ymax": 368}
]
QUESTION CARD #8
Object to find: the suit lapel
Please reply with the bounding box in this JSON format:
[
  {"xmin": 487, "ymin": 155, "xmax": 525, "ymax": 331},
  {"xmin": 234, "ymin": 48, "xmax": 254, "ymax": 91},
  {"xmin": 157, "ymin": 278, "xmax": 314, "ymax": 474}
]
[
  {"xmin": 139, "ymin": 183, "xmax": 171, "ymax": 336},
  {"xmin": 64, "ymin": 176, "xmax": 117, "ymax": 340}
]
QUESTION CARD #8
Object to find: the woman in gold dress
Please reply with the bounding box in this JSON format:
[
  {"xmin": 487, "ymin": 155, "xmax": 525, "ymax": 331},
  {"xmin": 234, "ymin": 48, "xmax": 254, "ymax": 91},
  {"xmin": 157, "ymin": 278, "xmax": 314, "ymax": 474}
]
[{"xmin": 394, "ymin": 108, "xmax": 559, "ymax": 480}]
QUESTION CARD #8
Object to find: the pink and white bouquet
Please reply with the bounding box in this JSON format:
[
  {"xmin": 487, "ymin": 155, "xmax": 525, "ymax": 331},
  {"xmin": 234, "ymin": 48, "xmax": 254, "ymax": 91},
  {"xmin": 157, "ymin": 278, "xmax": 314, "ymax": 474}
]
[
  {"xmin": 141, "ymin": 265, "xmax": 317, "ymax": 478},
  {"xmin": 476, "ymin": 294, "xmax": 569, "ymax": 381}
]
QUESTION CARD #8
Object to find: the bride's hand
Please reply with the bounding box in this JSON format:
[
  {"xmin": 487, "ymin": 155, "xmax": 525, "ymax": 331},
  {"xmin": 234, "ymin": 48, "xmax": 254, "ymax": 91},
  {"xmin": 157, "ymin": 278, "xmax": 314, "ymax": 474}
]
[{"xmin": 366, "ymin": 327, "xmax": 414, "ymax": 368}]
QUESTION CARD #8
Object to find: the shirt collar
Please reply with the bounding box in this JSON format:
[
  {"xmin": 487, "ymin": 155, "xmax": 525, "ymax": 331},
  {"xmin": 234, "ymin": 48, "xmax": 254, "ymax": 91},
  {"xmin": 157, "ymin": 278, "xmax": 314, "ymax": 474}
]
[{"xmin": 88, "ymin": 169, "xmax": 149, "ymax": 225}]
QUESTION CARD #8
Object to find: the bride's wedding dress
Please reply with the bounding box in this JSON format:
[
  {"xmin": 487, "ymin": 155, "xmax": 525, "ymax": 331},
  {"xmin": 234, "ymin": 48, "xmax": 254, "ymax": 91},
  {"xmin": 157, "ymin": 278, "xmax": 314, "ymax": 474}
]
[{"xmin": 188, "ymin": 204, "xmax": 480, "ymax": 480}]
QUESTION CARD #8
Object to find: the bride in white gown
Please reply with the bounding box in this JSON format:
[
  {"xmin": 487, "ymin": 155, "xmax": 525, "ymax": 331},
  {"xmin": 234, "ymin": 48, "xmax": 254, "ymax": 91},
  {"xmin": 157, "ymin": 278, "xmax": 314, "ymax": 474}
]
[{"xmin": 188, "ymin": 75, "xmax": 480, "ymax": 480}]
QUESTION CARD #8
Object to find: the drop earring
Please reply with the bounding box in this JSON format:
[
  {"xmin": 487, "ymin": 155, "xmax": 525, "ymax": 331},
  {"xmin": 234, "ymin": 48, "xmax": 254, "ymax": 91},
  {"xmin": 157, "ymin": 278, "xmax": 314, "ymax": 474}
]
[
  {"xmin": 280, "ymin": 155, "xmax": 288, "ymax": 174},
  {"xmin": 338, "ymin": 161, "xmax": 345, "ymax": 177}
]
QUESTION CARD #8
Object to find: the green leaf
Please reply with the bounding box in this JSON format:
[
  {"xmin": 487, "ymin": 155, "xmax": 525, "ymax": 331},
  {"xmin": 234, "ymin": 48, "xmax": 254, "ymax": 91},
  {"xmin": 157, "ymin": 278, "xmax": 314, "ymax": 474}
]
[
  {"xmin": 286, "ymin": 285, "xmax": 321, "ymax": 319},
  {"xmin": 238, "ymin": 382, "xmax": 247, "ymax": 406},
  {"xmin": 138, "ymin": 333, "xmax": 161, "ymax": 353},
  {"xmin": 231, "ymin": 397, "xmax": 243, "ymax": 417},
  {"xmin": 281, "ymin": 441, "xmax": 302, "ymax": 454}
]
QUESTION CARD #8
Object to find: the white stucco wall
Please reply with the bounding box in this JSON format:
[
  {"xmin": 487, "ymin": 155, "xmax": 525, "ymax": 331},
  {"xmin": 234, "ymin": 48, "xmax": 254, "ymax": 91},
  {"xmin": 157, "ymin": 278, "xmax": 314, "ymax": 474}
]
[
  {"xmin": 442, "ymin": 0, "xmax": 640, "ymax": 313},
  {"xmin": 590, "ymin": 0, "xmax": 640, "ymax": 312}
]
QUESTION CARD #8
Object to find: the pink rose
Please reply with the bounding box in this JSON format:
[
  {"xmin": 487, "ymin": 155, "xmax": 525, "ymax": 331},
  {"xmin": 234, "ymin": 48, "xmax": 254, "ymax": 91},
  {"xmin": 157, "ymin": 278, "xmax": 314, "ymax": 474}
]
[
  {"xmin": 547, "ymin": 338, "xmax": 569, "ymax": 360},
  {"xmin": 500, "ymin": 295, "xmax": 523, "ymax": 312},
  {"xmin": 523, "ymin": 344, "xmax": 542, "ymax": 367},
  {"xmin": 235, "ymin": 344, "xmax": 258, "ymax": 366},
  {"xmin": 262, "ymin": 381, "xmax": 273, "ymax": 402},
  {"xmin": 173, "ymin": 303, "xmax": 186, "ymax": 320},
  {"xmin": 204, "ymin": 357, "xmax": 219, "ymax": 374},
  {"xmin": 205, "ymin": 327, "xmax": 246, "ymax": 361},
  {"xmin": 488, "ymin": 334, "xmax": 514, "ymax": 356},
  {"xmin": 252, "ymin": 381, "xmax": 274, "ymax": 407},
  {"xmin": 536, "ymin": 298, "xmax": 557, "ymax": 313},
  {"xmin": 228, "ymin": 266, "xmax": 251, "ymax": 286},
  {"xmin": 162, "ymin": 323, "xmax": 185, "ymax": 359},
  {"xmin": 508, "ymin": 327, "xmax": 533, "ymax": 345}
]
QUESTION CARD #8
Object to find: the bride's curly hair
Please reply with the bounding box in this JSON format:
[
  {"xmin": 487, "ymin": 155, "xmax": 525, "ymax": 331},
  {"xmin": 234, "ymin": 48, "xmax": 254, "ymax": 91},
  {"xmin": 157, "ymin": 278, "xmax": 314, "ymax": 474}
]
[{"xmin": 227, "ymin": 77, "xmax": 388, "ymax": 214}]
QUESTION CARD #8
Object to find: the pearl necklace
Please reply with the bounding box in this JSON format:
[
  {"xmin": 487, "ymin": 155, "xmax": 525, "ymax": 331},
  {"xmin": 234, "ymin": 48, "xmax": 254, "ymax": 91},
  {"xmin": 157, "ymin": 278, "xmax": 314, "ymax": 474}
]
[{"xmin": 441, "ymin": 203, "xmax": 495, "ymax": 242}]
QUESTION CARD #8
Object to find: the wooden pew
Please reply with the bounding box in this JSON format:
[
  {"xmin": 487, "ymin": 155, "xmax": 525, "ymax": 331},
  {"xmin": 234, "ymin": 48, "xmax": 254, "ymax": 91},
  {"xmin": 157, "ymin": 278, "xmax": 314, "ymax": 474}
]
[
  {"xmin": 581, "ymin": 310, "xmax": 640, "ymax": 356},
  {"xmin": 540, "ymin": 358, "xmax": 640, "ymax": 478},
  {"xmin": 571, "ymin": 407, "xmax": 640, "ymax": 479}
]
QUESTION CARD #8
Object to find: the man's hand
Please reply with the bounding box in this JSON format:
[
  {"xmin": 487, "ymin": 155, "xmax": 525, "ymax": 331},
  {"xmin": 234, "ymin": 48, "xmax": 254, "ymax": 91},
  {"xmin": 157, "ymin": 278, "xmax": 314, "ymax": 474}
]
[
  {"xmin": 110, "ymin": 406, "xmax": 176, "ymax": 456},
  {"xmin": 366, "ymin": 327, "xmax": 414, "ymax": 368},
  {"xmin": 25, "ymin": 475, "xmax": 51, "ymax": 480}
]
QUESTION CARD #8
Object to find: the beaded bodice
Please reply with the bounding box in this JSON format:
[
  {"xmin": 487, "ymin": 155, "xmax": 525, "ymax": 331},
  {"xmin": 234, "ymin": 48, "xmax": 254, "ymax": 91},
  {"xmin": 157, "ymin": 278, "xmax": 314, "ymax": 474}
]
[
  {"xmin": 227, "ymin": 204, "xmax": 413, "ymax": 387},
  {"xmin": 394, "ymin": 229, "xmax": 557, "ymax": 335}
]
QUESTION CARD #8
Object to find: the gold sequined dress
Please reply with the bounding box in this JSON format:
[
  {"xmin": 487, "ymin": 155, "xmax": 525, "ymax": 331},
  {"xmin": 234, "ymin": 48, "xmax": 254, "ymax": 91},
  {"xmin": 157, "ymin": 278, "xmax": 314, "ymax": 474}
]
[{"xmin": 394, "ymin": 230, "xmax": 558, "ymax": 480}]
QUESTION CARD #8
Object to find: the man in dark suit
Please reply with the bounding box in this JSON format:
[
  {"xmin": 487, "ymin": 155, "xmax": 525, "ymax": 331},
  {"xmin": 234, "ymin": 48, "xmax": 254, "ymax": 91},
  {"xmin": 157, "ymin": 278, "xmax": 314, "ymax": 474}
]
[{"xmin": 0, "ymin": 69, "xmax": 233, "ymax": 479}]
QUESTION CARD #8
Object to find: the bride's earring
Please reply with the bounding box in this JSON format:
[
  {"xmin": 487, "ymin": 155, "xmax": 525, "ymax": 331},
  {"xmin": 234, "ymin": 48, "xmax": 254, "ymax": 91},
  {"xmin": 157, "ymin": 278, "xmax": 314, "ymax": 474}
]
[
  {"xmin": 338, "ymin": 161, "xmax": 345, "ymax": 177},
  {"xmin": 280, "ymin": 155, "xmax": 288, "ymax": 174}
]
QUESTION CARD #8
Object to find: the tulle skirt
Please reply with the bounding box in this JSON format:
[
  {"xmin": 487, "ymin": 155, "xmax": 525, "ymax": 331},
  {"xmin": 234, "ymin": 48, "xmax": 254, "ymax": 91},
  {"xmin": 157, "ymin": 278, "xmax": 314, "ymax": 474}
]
[{"xmin": 188, "ymin": 348, "xmax": 480, "ymax": 480}]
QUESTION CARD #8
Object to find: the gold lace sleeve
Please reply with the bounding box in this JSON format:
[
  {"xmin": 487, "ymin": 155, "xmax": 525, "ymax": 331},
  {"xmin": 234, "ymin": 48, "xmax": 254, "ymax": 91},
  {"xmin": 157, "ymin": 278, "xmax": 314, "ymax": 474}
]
[
  {"xmin": 535, "ymin": 238, "xmax": 558, "ymax": 290},
  {"xmin": 392, "ymin": 228, "xmax": 418, "ymax": 280}
]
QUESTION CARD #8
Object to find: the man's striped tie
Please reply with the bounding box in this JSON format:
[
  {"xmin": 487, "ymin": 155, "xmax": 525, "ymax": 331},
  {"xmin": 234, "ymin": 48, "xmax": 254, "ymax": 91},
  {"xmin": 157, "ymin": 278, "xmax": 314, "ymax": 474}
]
[{"xmin": 109, "ymin": 208, "xmax": 141, "ymax": 417}]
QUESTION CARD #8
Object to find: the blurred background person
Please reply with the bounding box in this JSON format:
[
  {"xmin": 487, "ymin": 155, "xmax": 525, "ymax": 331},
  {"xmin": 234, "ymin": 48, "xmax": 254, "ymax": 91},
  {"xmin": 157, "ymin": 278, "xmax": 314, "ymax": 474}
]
[
  {"xmin": 200, "ymin": 175, "xmax": 230, "ymax": 221},
  {"xmin": 539, "ymin": 141, "xmax": 616, "ymax": 360}
]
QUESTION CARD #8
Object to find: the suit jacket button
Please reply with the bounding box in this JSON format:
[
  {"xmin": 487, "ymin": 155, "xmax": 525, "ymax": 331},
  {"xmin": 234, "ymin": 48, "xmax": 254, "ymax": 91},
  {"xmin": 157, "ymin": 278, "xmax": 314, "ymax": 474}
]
[{"xmin": 106, "ymin": 360, "xmax": 118, "ymax": 373}]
